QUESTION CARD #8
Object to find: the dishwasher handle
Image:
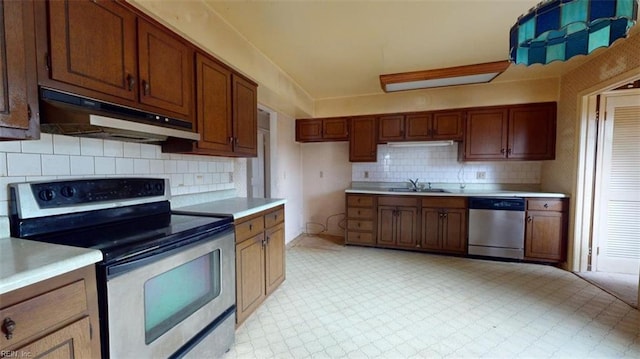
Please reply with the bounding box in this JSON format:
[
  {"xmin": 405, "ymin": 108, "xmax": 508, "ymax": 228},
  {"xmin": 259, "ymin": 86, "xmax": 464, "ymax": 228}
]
[{"xmin": 468, "ymin": 197, "xmax": 525, "ymax": 211}]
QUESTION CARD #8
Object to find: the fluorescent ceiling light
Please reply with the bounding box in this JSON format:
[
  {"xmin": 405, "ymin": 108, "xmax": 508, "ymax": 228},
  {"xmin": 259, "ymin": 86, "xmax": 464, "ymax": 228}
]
[{"xmin": 380, "ymin": 61, "xmax": 510, "ymax": 92}]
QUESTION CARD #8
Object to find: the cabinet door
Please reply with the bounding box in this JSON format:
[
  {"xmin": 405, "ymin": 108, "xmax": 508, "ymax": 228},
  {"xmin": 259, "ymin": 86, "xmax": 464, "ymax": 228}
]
[
  {"xmin": 405, "ymin": 113, "xmax": 432, "ymax": 140},
  {"xmin": 441, "ymin": 209, "xmax": 467, "ymax": 253},
  {"xmin": 195, "ymin": 53, "xmax": 233, "ymax": 153},
  {"xmin": 508, "ymin": 103, "xmax": 556, "ymax": 160},
  {"xmin": 396, "ymin": 207, "xmax": 418, "ymax": 248},
  {"xmin": 377, "ymin": 206, "xmax": 396, "ymax": 246},
  {"xmin": 322, "ymin": 118, "xmax": 349, "ymax": 140},
  {"xmin": 420, "ymin": 208, "xmax": 441, "ymax": 250},
  {"xmin": 265, "ymin": 223, "xmax": 285, "ymax": 295},
  {"xmin": 432, "ymin": 111, "xmax": 463, "ymax": 140},
  {"xmin": 232, "ymin": 75, "xmax": 258, "ymax": 157},
  {"xmin": 295, "ymin": 119, "xmax": 322, "ymax": 142},
  {"xmin": 137, "ymin": 19, "xmax": 194, "ymax": 118},
  {"xmin": 525, "ymin": 211, "xmax": 565, "ymax": 261},
  {"xmin": 463, "ymin": 108, "xmax": 508, "ymax": 160},
  {"xmin": 236, "ymin": 234, "xmax": 266, "ymax": 324},
  {"xmin": 16, "ymin": 317, "xmax": 92, "ymax": 359},
  {"xmin": 378, "ymin": 115, "xmax": 404, "ymax": 142},
  {"xmin": 48, "ymin": 0, "xmax": 137, "ymax": 101},
  {"xmin": 0, "ymin": 0, "xmax": 39, "ymax": 140},
  {"xmin": 349, "ymin": 116, "xmax": 377, "ymax": 162}
]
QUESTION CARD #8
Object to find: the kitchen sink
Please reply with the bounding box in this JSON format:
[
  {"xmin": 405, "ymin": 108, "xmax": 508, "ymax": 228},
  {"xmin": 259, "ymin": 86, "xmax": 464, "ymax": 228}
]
[{"xmin": 388, "ymin": 188, "xmax": 449, "ymax": 193}]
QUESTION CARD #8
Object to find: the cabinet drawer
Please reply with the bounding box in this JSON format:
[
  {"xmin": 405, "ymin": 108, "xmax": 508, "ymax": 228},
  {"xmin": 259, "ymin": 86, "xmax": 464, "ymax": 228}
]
[
  {"xmin": 236, "ymin": 216, "xmax": 265, "ymax": 243},
  {"xmin": 347, "ymin": 207, "xmax": 374, "ymax": 219},
  {"xmin": 347, "ymin": 220, "xmax": 373, "ymax": 231},
  {"xmin": 378, "ymin": 196, "xmax": 418, "ymax": 207},
  {"xmin": 264, "ymin": 207, "xmax": 284, "ymax": 228},
  {"xmin": 527, "ymin": 199, "xmax": 566, "ymax": 212},
  {"xmin": 347, "ymin": 195, "xmax": 374, "ymax": 207},
  {"xmin": 346, "ymin": 231, "xmax": 374, "ymax": 245},
  {"xmin": 422, "ymin": 197, "xmax": 467, "ymax": 209},
  {"xmin": 0, "ymin": 280, "xmax": 87, "ymax": 347}
]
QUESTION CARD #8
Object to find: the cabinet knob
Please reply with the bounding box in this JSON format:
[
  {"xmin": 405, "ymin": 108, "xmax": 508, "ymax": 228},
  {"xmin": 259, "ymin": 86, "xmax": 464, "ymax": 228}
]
[
  {"xmin": 3, "ymin": 317, "xmax": 16, "ymax": 340},
  {"xmin": 127, "ymin": 74, "xmax": 136, "ymax": 91},
  {"xmin": 142, "ymin": 80, "xmax": 150, "ymax": 96},
  {"xmin": 500, "ymin": 148, "xmax": 506, "ymax": 155},
  {"xmin": 544, "ymin": 203, "xmax": 549, "ymax": 208},
  {"xmin": 527, "ymin": 216, "xmax": 532, "ymax": 222},
  {"xmin": 507, "ymin": 148, "xmax": 512, "ymax": 155}
]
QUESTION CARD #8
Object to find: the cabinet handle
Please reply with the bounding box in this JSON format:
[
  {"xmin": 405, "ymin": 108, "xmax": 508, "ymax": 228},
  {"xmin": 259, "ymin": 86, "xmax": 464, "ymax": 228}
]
[
  {"xmin": 500, "ymin": 148, "xmax": 506, "ymax": 155},
  {"xmin": 507, "ymin": 148, "xmax": 512, "ymax": 155},
  {"xmin": 228, "ymin": 136, "xmax": 233, "ymax": 144},
  {"xmin": 3, "ymin": 317, "xmax": 16, "ymax": 340},
  {"xmin": 127, "ymin": 74, "xmax": 135, "ymax": 91},
  {"xmin": 357, "ymin": 222, "xmax": 361, "ymax": 228},
  {"xmin": 544, "ymin": 203, "xmax": 549, "ymax": 208},
  {"xmin": 527, "ymin": 216, "xmax": 532, "ymax": 222},
  {"xmin": 249, "ymin": 224, "xmax": 253, "ymax": 231},
  {"xmin": 27, "ymin": 105, "xmax": 32, "ymax": 120},
  {"xmin": 142, "ymin": 80, "xmax": 150, "ymax": 96},
  {"xmin": 235, "ymin": 137, "xmax": 239, "ymax": 144}
]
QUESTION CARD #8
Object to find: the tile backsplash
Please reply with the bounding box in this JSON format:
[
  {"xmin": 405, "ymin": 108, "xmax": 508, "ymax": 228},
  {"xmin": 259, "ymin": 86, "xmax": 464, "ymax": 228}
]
[
  {"xmin": 352, "ymin": 145, "xmax": 541, "ymax": 185},
  {"xmin": 0, "ymin": 134, "xmax": 235, "ymax": 234}
]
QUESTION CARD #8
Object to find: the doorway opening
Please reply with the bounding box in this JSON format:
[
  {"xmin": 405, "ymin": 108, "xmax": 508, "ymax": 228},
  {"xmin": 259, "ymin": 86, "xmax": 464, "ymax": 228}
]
[
  {"xmin": 247, "ymin": 108, "xmax": 273, "ymax": 198},
  {"xmin": 577, "ymin": 82, "xmax": 640, "ymax": 308}
]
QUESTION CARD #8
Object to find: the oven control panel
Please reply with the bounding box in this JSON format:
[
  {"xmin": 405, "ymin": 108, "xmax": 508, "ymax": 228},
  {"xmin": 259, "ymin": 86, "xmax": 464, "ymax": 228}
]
[{"xmin": 30, "ymin": 178, "xmax": 166, "ymax": 208}]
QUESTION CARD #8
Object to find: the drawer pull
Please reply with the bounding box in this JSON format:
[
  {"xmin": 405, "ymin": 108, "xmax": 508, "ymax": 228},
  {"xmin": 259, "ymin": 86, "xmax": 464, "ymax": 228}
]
[
  {"xmin": 527, "ymin": 216, "xmax": 532, "ymax": 222},
  {"xmin": 544, "ymin": 203, "xmax": 549, "ymax": 208},
  {"xmin": 3, "ymin": 317, "xmax": 16, "ymax": 340},
  {"xmin": 249, "ymin": 224, "xmax": 253, "ymax": 231}
]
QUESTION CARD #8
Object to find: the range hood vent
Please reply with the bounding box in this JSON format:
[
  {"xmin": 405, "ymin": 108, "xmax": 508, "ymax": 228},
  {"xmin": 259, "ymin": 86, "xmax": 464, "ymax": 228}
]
[
  {"xmin": 386, "ymin": 140, "xmax": 455, "ymax": 147},
  {"xmin": 39, "ymin": 88, "xmax": 200, "ymax": 144}
]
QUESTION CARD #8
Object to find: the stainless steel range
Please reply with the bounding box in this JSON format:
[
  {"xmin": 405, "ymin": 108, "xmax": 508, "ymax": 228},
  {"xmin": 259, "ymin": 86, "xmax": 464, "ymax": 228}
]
[{"xmin": 9, "ymin": 178, "xmax": 235, "ymax": 358}]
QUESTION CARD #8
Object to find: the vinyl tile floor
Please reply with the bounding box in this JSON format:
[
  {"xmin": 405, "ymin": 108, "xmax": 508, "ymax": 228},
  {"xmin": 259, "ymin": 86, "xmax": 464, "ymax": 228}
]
[{"xmin": 223, "ymin": 236, "xmax": 640, "ymax": 358}]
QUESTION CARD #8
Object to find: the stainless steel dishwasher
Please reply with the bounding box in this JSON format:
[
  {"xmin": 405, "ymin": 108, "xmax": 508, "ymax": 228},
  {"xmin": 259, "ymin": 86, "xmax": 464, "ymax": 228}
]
[{"xmin": 468, "ymin": 197, "xmax": 525, "ymax": 259}]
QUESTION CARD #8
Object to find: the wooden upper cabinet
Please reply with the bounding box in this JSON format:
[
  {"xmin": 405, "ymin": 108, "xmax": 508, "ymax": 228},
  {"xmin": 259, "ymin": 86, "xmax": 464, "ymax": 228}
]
[
  {"xmin": 194, "ymin": 53, "xmax": 233, "ymax": 153},
  {"xmin": 232, "ymin": 74, "xmax": 258, "ymax": 157},
  {"xmin": 0, "ymin": 0, "xmax": 39, "ymax": 140},
  {"xmin": 137, "ymin": 19, "xmax": 193, "ymax": 118},
  {"xmin": 349, "ymin": 116, "xmax": 377, "ymax": 162},
  {"xmin": 47, "ymin": 0, "xmax": 138, "ymax": 102},
  {"xmin": 378, "ymin": 111, "xmax": 462, "ymax": 142},
  {"xmin": 431, "ymin": 111, "xmax": 463, "ymax": 140},
  {"xmin": 462, "ymin": 102, "xmax": 556, "ymax": 161},
  {"xmin": 295, "ymin": 117, "xmax": 348, "ymax": 142},
  {"xmin": 378, "ymin": 114, "xmax": 405, "ymax": 142},
  {"xmin": 508, "ymin": 103, "xmax": 556, "ymax": 160},
  {"xmin": 463, "ymin": 108, "xmax": 509, "ymax": 160},
  {"xmin": 40, "ymin": 0, "xmax": 195, "ymax": 123}
]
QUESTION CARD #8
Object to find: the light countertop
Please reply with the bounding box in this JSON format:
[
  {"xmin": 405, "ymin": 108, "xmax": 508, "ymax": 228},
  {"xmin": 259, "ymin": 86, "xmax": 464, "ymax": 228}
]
[
  {"xmin": 346, "ymin": 188, "xmax": 568, "ymax": 198},
  {"xmin": 0, "ymin": 238, "xmax": 102, "ymax": 295},
  {"xmin": 173, "ymin": 197, "xmax": 286, "ymax": 219}
]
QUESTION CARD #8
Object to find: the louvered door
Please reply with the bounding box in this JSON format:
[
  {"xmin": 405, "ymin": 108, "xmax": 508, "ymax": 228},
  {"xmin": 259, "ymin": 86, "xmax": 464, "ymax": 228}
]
[{"xmin": 593, "ymin": 91, "xmax": 640, "ymax": 275}]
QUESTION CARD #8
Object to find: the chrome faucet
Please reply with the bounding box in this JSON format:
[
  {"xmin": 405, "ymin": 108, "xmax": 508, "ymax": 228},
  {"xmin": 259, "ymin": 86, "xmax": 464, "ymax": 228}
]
[{"xmin": 408, "ymin": 178, "xmax": 419, "ymax": 191}]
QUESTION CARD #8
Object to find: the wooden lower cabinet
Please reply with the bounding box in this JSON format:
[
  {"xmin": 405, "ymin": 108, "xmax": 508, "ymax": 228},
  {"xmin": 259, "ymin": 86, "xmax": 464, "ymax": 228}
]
[
  {"xmin": 235, "ymin": 205, "xmax": 285, "ymax": 325},
  {"xmin": 420, "ymin": 197, "xmax": 467, "ymax": 254},
  {"xmin": 345, "ymin": 194, "xmax": 376, "ymax": 246},
  {"xmin": 524, "ymin": 198, "xmax": 568, "ymax": 262},
  {"xmin": 0, "ymin": 265, "xmax": 100, "ymax": 358},
  {"xmin": 376, "ymin": 197, "xmax": 419, "ymax": 249}
]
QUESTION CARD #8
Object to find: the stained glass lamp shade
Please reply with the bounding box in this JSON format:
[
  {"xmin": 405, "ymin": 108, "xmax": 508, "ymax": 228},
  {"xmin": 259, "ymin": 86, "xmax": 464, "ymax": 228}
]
[{"xmin": 510, "ymin": 0, "xmax": 638, "ymax": 65}]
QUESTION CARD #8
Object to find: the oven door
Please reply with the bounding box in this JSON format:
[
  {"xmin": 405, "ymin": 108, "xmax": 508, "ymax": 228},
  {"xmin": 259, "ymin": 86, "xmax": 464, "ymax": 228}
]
[{"xmin": 105, "ymin": 229, "xmax": 235, "ymax": 358}]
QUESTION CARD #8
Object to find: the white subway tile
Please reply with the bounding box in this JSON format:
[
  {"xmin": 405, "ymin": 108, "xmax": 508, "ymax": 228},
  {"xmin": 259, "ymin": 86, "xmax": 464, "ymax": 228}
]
[
  {"xmin": 115, "ymin": 158, "xmax": 134, "ymax": 174},
  {"xmin": 149, "ymin": 159, "xmax": 164, "ymax": 174},
  {"xmin": 183, "ymin": 173, "xmax": 195, "ymax": 186},
  {"xmin": 188, "ymin": 161, "xmax": 199, "ymax": 173},
  {"xmin": 0, "ymin": 153, "xmax": 6, "ymax": 176},
  {"xmin": 7, "ymin": 153, "xmax": 41, "ymax": 176},
  {"xmin": 21, "ymin": 133, "xmax": 53, "ymax": 154},
  {"xmin": 164, "ymin": 160, "xmax": 177, "ymax": 174},
  {"xmin": 95, "ymin": 157, "xmax": 116, "ymax": 174},
  {"xmin": 177, "ymin": 161, "xmax": 188, "ymax": 173},
  {"xmin": 80, "ymin": 138, "xmax": 104, "ymax": 156},
  {"xmin": 123, "ymin": 142, "xmax": 141, "ymax": 158},
  {"xmin": 53, "ymin": 135, "xmax": 81, "ymax": 155},
  {"xmin": 0, "ymin": 141, "xmax": 21, "ymax": 152},
  {"xmin": 199, "ymin": 161, "xmax": 208, "ymax": 173},
  {"xmin": 170, "ymin": 173, "xmax": 184, "ymax": 186},
  {"xmin": 104, "ymin": 140, "xmax": 124, "ymax": 157},
  {"xmin": 140, "ymin": 144, "xmax": 157, "ymax": 159},
  {"xmin": 70, "ymin": 156, "xmax": 95, "ymax": 175},
  {"xmin": 133, "ymin": 159, "xmax": 150, "ymax": 174},
  {"xmin": 42, "ymin": 155, "xmax": 70, "ymax": 176}
]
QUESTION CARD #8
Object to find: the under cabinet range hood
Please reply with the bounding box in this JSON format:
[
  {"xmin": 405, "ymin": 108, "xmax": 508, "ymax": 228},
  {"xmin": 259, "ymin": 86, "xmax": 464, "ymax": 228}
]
[{"xmin": 39, "ymin": 88, "xmax": 200, "ymax": 144}]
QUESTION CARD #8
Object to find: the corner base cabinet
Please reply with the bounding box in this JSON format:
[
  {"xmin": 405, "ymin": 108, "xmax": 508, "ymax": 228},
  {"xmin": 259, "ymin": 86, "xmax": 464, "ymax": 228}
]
[
  {"xmin": 0, "ymin": 265, "xmax": 101, "ymax": 358},
  {"xmin": 235, "ymin": 205, "xmax": 285, "ymax": 325},
  {"xmin": 524, "ymin": 198, "xmax": 568, "ymax": 262}
]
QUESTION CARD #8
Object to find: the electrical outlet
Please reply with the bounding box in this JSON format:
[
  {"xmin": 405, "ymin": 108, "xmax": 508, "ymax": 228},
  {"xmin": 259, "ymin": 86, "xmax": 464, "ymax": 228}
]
[
  {"xmin": 364, "ymin": 171, "xmax": 369, "ymax": 178},
  {"xmin": 476, "ymin": 171, "xmax": 486, "ymax": 179}
]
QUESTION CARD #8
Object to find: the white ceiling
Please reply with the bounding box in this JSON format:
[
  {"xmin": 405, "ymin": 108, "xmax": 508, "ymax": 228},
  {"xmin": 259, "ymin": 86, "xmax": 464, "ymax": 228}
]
[{"xmin": 203, "ymin": 0, "xmax": 612, "ymax": 100}]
